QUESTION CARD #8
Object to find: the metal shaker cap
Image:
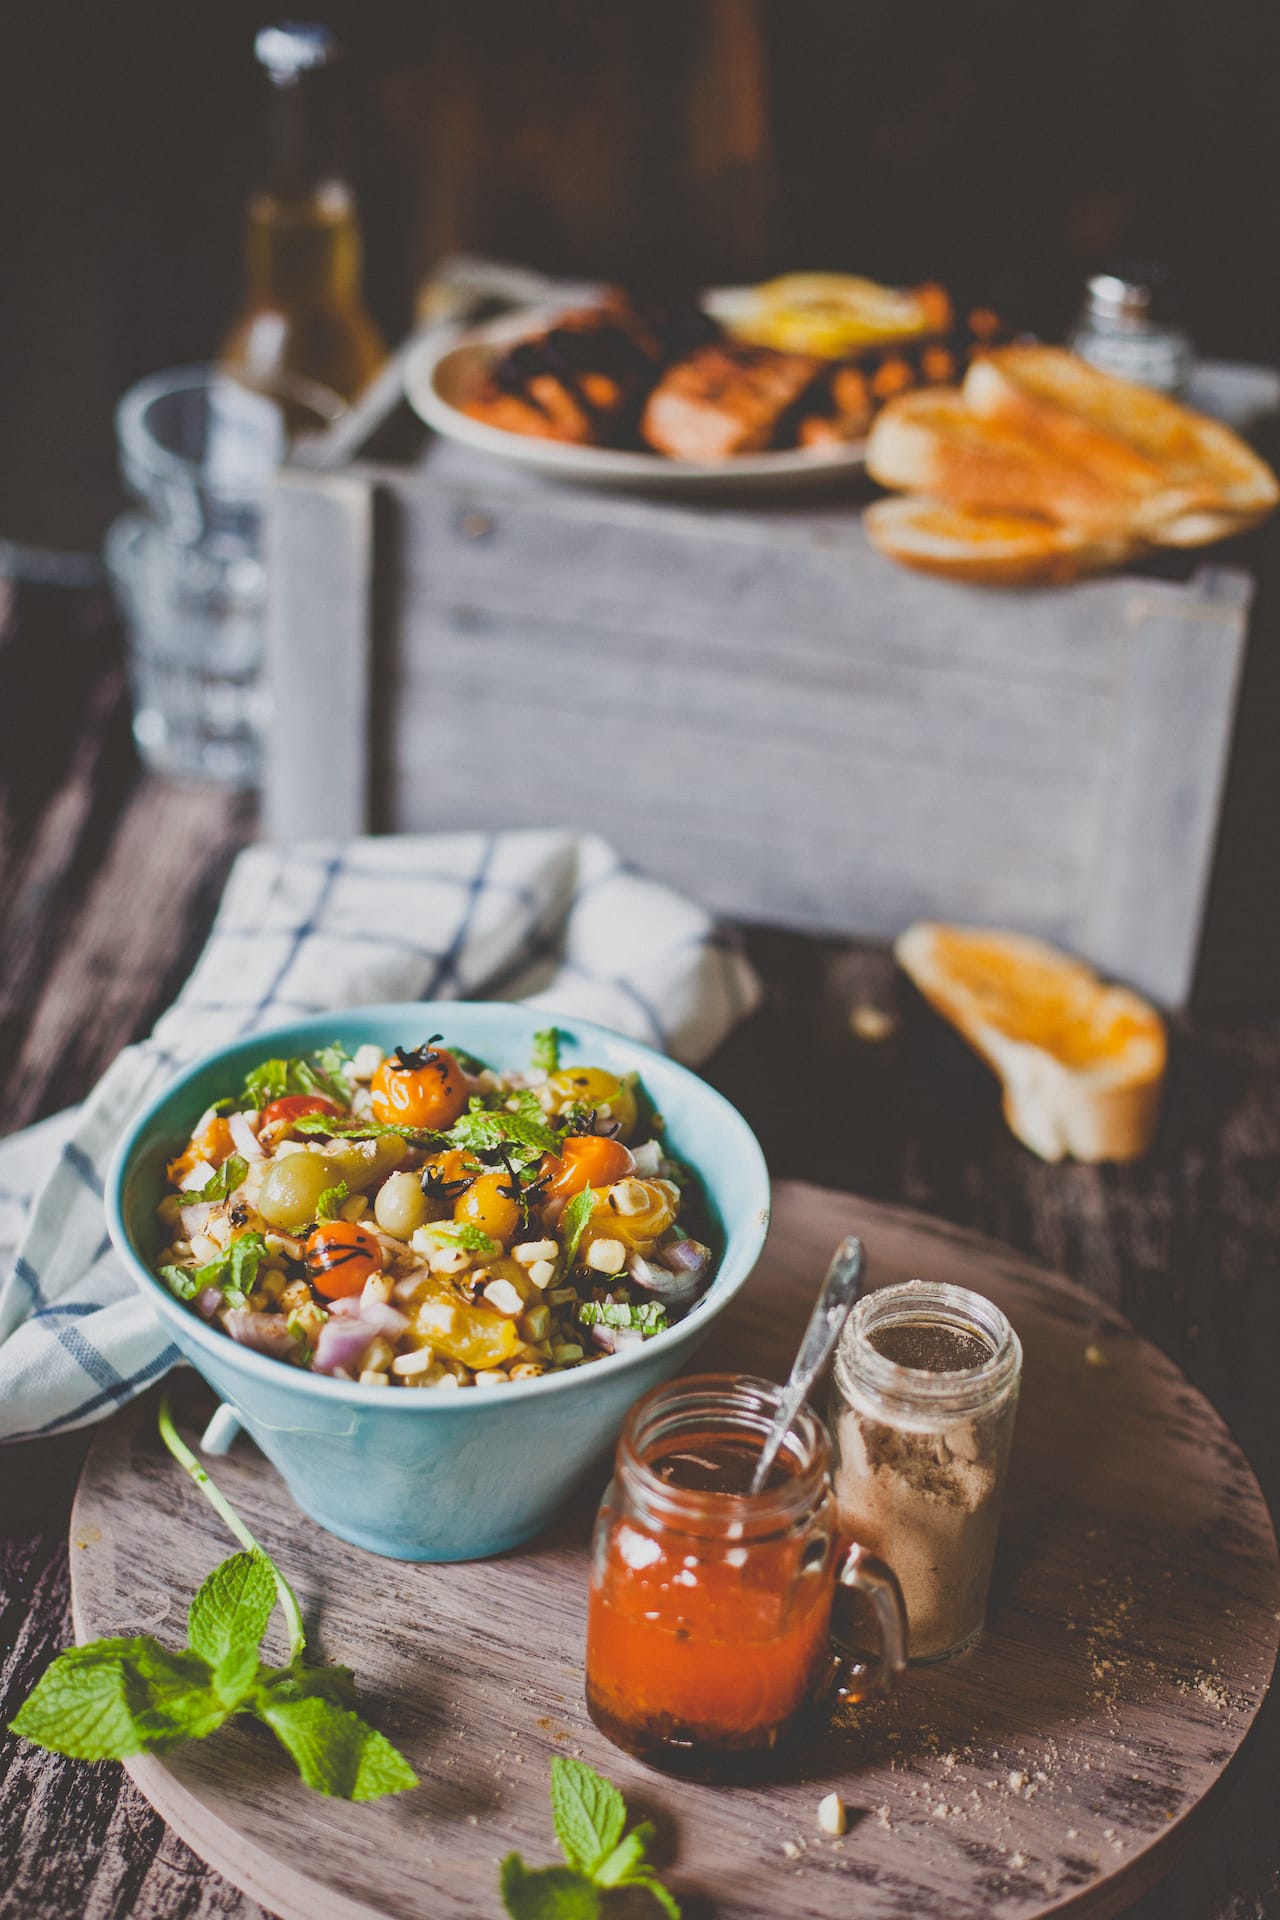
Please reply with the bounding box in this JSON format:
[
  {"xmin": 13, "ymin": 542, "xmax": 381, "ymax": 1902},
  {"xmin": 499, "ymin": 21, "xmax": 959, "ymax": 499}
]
[{"xmin": 255, "ymin": 23, "xmax": 339, "ymax": 84}]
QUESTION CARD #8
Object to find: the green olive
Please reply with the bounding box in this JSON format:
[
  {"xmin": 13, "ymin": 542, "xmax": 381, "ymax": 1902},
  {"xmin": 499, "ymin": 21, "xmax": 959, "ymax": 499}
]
[
  {"xmin": 258, "ymin": 1152, "xmax": 346, "ymax": 1232},
  {"xmin": 322, "ymin": 1134, "xmax": 408, "ymax": 1191},
  {"xmin": 374, "ymin": 1170, "xmax": 434, "ymax": 1240}
]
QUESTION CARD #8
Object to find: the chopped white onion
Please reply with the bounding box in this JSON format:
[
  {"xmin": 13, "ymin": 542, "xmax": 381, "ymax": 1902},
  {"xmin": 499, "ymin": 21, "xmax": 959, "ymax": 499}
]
[{"xmin": 228, "ymin": 1110, "xmax": 265, "ymax": 1162}]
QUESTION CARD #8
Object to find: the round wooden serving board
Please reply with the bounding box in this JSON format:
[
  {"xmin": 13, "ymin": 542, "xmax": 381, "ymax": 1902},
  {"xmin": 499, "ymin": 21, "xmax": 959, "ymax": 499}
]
[{"xmin": 71, "ymin": 1183, "xmax": 1279, "ymax": 1920}]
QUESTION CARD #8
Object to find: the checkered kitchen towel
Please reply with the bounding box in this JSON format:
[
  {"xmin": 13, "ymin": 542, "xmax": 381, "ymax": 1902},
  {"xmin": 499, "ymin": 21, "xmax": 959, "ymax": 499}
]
[{"xmin": 0, "ymin": 829, "xmax": 759, "ymax": 1442}]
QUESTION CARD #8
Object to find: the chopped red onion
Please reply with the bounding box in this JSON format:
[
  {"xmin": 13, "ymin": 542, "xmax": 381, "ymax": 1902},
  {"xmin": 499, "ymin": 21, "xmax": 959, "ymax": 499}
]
[
  {"xmin": 360, "ymin": 1301, "xmax": 409, "ymax": 1339},
  {"xmin": 665, "ymin": 1238, "xmax": 711, "ymax": 1274},
  {"xmin": 313, "ymin": 1318, "xmax": 379, "ymax": 1376},
  {"xmin": 626, "ymin": 1251, "xmax": 702, "ymax": 1303},
  {"xmin": 224, "ymin": 1309, "xmax": 298, "ymax": 1358},
  {"xmin": 589, "ymin": 1323, "xmax": 617, "ymax": 1354},
  {"xmin": 193, "ymin": 1286, "xmax": 223, "ymax": 1320},
  {"xmin": 178, "ymin": 1202, "xmax": 213, "ymax": 1238},
  {"xmin": 613, "ymin": 1327, "xmax": 645, "ymax": 1349}
]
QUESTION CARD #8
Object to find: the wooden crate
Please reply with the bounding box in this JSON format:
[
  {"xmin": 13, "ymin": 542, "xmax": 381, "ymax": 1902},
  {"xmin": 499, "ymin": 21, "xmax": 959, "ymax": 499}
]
[{"xmin": 264, "ymin": 344, "xmax": 1258, "ymax": 1008}]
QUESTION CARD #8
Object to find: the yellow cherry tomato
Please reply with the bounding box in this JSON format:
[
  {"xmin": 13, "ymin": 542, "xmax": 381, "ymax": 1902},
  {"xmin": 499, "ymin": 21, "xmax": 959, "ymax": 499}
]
[
  {"xmin": 454, "ymin": 1170, "xmax": 521, "ymax": 1247},
  {"xmin": 545, "ymin": 1067, "xmax": 638, "ymax": 1141}
]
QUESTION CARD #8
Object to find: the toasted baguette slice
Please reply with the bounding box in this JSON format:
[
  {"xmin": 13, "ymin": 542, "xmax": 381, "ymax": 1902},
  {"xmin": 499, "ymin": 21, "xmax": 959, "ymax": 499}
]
[
  {"xmin": 866, "ymin": 387, "xmax": 1197, "ymax": 538},
  {"xmin": 895, "ymin": 922, "xmax": 1166, "ymax": 1163},
  {"xmin": 965, "ymin": 346, "xmax": 1279, "ymax": 541},
  {"xmin": 864, "ymin": 495, "xmax": 1135, "ymax": 584}
]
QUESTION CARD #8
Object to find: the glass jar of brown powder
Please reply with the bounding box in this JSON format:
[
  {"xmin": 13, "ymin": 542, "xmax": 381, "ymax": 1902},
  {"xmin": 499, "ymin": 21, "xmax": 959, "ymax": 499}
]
[{"xmin": 829, "ymin": 1280, "xmax": 1021, "ymax": 1662}]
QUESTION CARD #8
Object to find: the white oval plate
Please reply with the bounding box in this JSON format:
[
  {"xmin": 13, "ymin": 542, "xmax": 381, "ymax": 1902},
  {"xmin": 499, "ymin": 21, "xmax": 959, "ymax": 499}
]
[{"xmin": 403, "ymin": 299, "xmax": 867, "ymax": 494}]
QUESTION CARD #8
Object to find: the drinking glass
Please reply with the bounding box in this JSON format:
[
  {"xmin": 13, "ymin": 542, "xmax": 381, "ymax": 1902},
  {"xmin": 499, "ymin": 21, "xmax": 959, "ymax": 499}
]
[{"xmin": 106, "ymin": 366, "xmax": 343, "ymax": 786}]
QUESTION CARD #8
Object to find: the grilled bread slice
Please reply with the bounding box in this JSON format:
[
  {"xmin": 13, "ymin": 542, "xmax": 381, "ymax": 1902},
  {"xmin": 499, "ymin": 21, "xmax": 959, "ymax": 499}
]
[
  {"xmin": 863, "ymin": 495, "xmax": 1136, "ymax": 584},
  {"xmin": 965, "ymin": 346, "xmax": 1279, "ymax": 544},
  {"xmin": 866, "ymin": 387, "xmax": 1197, "ymax": 538},
  {"xmin": 895, "ymin": 922, "xmax": 1166, "ymax": 1163}
]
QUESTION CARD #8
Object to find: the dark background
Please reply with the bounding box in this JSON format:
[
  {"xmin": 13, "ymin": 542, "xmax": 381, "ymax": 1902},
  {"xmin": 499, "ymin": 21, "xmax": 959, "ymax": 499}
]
[{"xmin": 1, "ymin": 0, "xmax": 1278, "ymax": 555}]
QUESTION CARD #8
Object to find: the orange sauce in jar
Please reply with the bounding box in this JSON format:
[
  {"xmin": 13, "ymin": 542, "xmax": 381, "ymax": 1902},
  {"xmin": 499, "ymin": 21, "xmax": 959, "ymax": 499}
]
[{"xmin": 585, "ymin": 1386, "xmax": 844, "ymax": 1780}]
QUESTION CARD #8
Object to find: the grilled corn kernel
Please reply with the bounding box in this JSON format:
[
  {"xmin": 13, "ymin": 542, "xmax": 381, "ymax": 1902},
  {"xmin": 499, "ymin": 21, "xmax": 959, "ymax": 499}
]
[
  {"xmin": 361, "ymin": 1272, "xmax": 394, "ymax": 1309},
  {"xmin": 429, "ymin": 1245, "xmax": 472, "ymax": 1275},
  {"xmin": 585, "ymin": 1237, "xmax": 627, "ymax": 1273},
  {"xmin": 341, "ymin": 1194, "xmax": 369, "ymax": 1222},
  {"xmin": 483, "ymin": 1277, "xmax": 524, "ymax": 1317},
  {"xmin": 417, "ymin": 1300, "xmax": 458, "ymax": 1338},
  {"xmin": 391, "ymin": 1346, "xmax": 436, "ymax": 1377},
  {"xmin": 474, "ymin": 1369, "xmax": 512, "ymax": 1388},
  {"xmin": 510, "ymin": 1363, "xmax": 545, "ymax": 1380},
  {"xmin": 362, "ymin": 1337, "xmax": 396, "ymax": 1373},
  {"xmin": 514, "ymin": 1238, "xmax": 558, "ymax": 1266},
  {"xmin": 359, "ymin": 1370, "xmax": 390, "ymax": 1386}
]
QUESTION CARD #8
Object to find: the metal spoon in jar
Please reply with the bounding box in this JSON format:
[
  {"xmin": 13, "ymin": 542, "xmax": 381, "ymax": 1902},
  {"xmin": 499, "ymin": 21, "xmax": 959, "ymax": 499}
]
[{"xmin": 750, "ymin": 1235, "xmax": 865, "ymax": 1495}]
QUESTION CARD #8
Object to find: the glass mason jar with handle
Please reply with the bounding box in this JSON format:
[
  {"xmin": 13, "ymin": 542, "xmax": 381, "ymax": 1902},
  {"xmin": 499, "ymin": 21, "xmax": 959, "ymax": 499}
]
[
  {"xmin": 830, "ymin": 1281, "xmax": 1022, "ymax": 1663},
  {"xmin": 585, "ymin": 1373, "xmax": 906, "ymax": 1781}
]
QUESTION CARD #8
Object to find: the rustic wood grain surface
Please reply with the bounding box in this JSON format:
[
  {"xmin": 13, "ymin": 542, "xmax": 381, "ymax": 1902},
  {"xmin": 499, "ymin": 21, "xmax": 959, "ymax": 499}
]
[
  {"xmin": 69, "ymin": 1189, "xmax": 1280, "ymax": 1920},
  {"xmin": 1, "ymin": 577, "xmax": 1279, "ymax": 1919}
]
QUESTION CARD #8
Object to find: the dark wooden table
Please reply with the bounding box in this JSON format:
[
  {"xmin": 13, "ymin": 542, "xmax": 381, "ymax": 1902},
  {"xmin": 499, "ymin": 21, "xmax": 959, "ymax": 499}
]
[{"xmin": 1, "ymin": 578, "xmax": 1277, "ymax": 1920}]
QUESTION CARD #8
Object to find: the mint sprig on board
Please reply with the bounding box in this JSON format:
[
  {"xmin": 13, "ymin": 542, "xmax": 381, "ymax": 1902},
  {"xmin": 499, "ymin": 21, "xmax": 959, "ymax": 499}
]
[
  {"xmin": 8, "ymin": 1395, "xmax": 417, "ymax": 1804},
  {"xmin": 501, "ymin": 1756, "xmax": 679, "ymax": 1919}
]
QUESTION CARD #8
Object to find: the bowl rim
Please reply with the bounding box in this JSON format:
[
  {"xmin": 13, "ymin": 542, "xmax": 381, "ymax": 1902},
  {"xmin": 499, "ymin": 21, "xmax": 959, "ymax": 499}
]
[{"xmin": 105, "ymin": 1000, "xmax": 771, "ymax": 1412}]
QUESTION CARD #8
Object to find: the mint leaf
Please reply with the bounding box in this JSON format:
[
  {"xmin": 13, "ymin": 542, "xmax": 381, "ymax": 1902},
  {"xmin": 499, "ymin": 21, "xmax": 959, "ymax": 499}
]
[
  {"xmin": 188, "ymin": 1550, "xmax": 276, "ymax": 1669},
  {"xmin": 576, "ymin": 1300, "xmax": 668, "ymax": 1337},
  {"xmin": 263, "ymin": 1660, "xmax": 357, "ymax": 1710},
  {"xmin": 560, "ymin": 1187, "xmax": 596, "ymax": 1266},
  {"xmin": 9, "ymin": 1641, "xmax": 147, "ymax": 1760},
  {"xmin": 446, "ymin": 1096, "xmax": 559, "ymax": 1162},
  {"xmin": 159, "ymin": 1231, "xmax": 271, "ymax": 1311},
  {"xmin": 240, "ymin": 1050, "xmax": 352, "ymax": 1113},
  {"xmin": 214, "ymin": 1642, "xmax": 262, "ymax": 1708},
  {"xmin": 421, "ymin": 1220, "xmax": 499, "ymax": 1254},
  {"xmin": 258, "ymin": 1694, "xmax": 418, "ymax": 1801},
  {"xmin": 629, "ymin": 1877, "xmax": 681, "ymax": 1919},
  {"xmin": 594, "ymin": 1827, "xmax": 649, "ymax": 1886},
  {"xmin": 315, "ymin": 1180, "xmax": 349, "ymax": 1223},
  {"xmin": 532, "ymin": 1028, "xmax": 561, "ymax": 1074},
  {"xmin": 293, "ymin": 1113, "xmax": 436, "ymax": 1145},
  {"xmin": 122, "ymin": 1643, "xmax": 228, "ymax": 1747},
  {"xmin": 550, "ymin": 1755, "xmax": 627, "ymax": 1876},
  {"xmin": 177, "ymin": 1155, "xmax": 248, "ymax": 1207},
  {"xmin": 499, "ymin": 1857, "xmax": 601, "ymax": 1920},
  {"xmin": 240, "ymin": 1058, "xmax": 291, "ymax": 1109}
]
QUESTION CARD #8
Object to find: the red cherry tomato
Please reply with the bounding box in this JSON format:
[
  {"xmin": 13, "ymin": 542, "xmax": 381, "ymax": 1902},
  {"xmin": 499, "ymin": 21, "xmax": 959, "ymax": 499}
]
[
  {"xmin": 370, "ymin": 1048, "xmax": 468, "ymax": 1130},
  {"xmin": 541, "ymin": 1135, "xmax": 635, "ymax": 1203},
  {"xmin": 305, "ymin": 1222, "xmax": 382, "ymax": 1299},
  {"xmin": 260, "ymin": 1094, "xmax": 341, "ymax": 1130}
]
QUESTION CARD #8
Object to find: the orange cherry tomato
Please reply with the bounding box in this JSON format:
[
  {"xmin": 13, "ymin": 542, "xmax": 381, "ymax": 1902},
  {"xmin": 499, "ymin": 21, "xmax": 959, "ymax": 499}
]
[
  {"xmin": 370, "ymin": 1048, "xmax": 469, "ymax": 1130},
  {"xmin": 542, "ymin": 1135, "xmax": 635, "ymax": 1203},
  {"xmin": 305, "ymin": 1222, "xmax": 382, "ymax": 1299},
  {"xmin": 260, "ymin": 1094, "xmax": 340, "ymax": 1130}
]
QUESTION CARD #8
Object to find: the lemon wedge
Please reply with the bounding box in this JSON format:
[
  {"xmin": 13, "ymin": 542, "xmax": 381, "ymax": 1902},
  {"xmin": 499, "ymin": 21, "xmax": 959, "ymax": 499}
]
[{"xmin": 731, "ymin": 274, "xmax": 945, "ymax": 358}]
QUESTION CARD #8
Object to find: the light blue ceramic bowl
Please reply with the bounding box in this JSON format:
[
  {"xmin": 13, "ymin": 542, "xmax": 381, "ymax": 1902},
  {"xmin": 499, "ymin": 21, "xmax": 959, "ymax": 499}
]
[{"xmin": 106, "ymin": 1003, "xmax": 770, "ymax": 1561}]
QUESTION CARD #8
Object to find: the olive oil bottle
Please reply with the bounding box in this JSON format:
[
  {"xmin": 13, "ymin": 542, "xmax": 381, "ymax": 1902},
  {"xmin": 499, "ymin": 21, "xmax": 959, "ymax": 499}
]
[{"xmin": 219, "ymin": 24, "xmax": 385, "ymax": 403}]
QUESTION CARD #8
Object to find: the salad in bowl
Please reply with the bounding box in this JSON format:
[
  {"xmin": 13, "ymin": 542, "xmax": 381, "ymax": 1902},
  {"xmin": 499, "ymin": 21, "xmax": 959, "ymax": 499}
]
[
  {"xmin": 154, "ymin": 1027, "xmax": 715, "ymax": 1392},
  {"xmin": 108, "ymin": 1003, "xmax": 768, "ymax": 1559}
]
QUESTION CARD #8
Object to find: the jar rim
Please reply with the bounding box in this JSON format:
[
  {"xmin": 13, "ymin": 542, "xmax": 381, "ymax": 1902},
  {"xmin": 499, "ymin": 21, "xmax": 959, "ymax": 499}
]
[
  {"xmin": 834, "ymin": 1280, "xmax": 1021, "ymax": 1417},
  {"xmin": 616, "ymin": 1372, "xmax": 830, "ymax": 1534}
]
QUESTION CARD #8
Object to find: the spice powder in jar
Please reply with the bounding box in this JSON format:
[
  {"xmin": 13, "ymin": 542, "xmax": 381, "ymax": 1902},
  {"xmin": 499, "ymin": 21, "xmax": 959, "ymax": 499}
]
[{"xmin": 829, "ymin": 1280, "xmax": 1021, "ymax": 1662}]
